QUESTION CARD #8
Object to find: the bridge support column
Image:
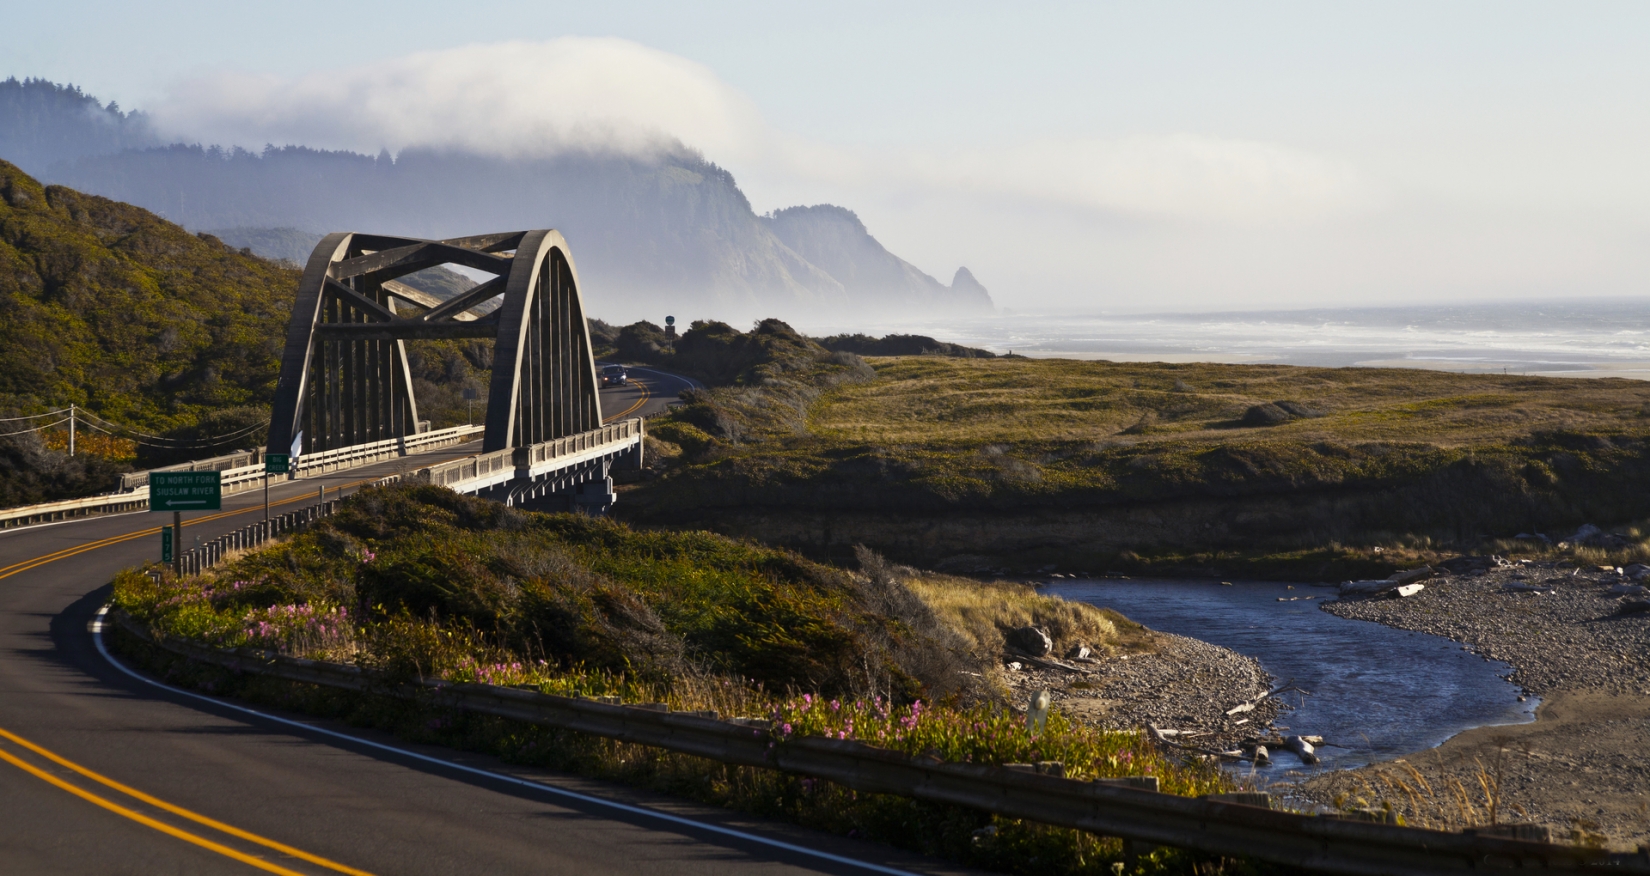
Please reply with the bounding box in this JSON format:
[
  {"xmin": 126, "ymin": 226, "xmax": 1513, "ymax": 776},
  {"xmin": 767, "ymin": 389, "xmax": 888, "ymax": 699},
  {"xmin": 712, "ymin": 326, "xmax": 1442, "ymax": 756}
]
[{"xmin": 570, "ymin": 476, "xmax": 617, "ymax": 516}]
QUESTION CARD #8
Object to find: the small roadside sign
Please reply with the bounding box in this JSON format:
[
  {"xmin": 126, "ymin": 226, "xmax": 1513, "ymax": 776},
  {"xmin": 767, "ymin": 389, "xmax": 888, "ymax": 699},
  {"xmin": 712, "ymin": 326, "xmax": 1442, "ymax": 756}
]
[
  {"xmin": 161, "ymin": 527, "xmax": 172, "ymax": 562},
  {"xmin": 150, "ymin": 471, "xmax": 222, "ymax": 512},
  {"xmin": 265, "ymin": 453, "xmax": 291, "ymax": 474}
]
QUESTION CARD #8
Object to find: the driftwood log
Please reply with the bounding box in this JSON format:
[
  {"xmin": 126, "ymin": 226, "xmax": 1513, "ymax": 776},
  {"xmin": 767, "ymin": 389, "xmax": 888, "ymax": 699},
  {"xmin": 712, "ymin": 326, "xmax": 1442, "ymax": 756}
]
[
  {"xmin": 1005, "ymin": 648, "xmax": 1091, "ymax": 674},
  {"xmin": 1285, "ymin": 735, "xmax": 1320, "ymax": 764}
]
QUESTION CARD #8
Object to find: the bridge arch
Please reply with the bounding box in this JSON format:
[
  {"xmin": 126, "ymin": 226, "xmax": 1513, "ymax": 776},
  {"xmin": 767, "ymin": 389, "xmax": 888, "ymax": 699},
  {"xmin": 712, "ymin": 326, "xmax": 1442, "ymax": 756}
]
[{"xmin": 265, "ymin": 230, "xmax": 603, "ymax": 459}]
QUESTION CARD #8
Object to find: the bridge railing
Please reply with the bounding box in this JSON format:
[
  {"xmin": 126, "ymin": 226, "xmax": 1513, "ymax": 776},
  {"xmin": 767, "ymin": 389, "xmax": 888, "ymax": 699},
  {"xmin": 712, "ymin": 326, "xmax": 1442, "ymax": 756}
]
[
  {"xmin": 120, "ymin": 450, "xmax": 263, "ymax": 491},
  {"xmin": 520, "ymin": 419, "xmax": 641, "ymax": 471},
  {"xmin": 0, "ymin": 459, "xmax": 278, "ymax": 530},
  {"xmin": 396, "ymin": 419, "xmax": 643, "ymax": 495},
  {"xmin": 0, "ymin": 489, "xmax": 153, "ymax": 530},
  {"xmin": 416, "ymin": 447, "xmax": 516, "ymax": 491},
  {"xmin": 0, "ymin": 425, "xmax": 486, "ymax": 530},
  {"xmin": 292, "ymin": 424, "xmax": 484, "ymax": 475}
]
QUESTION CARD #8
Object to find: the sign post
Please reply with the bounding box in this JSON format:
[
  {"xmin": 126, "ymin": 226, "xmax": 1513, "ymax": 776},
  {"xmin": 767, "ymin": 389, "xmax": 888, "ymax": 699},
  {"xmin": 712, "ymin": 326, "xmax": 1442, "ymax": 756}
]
[
  {"xmin": 161, "ymin": 525, "xmax": 172, "ymax": 564},
  {"xmin": 150, "ymin": 471, "xmax": 222, "ymax": 575},
  {"xmin": 263, "ymin": 453, "xmax": 290, "ymax": 533}
]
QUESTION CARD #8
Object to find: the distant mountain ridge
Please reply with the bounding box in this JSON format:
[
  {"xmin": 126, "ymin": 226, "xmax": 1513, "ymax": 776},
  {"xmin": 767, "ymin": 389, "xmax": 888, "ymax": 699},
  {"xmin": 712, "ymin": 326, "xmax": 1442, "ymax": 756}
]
[
  {"xmin": 0, "ymin": 78, "xmax": 158, "ymax": 174},
  {"xmin": 763, "ymin": 205, "xmax": 992, "ymax": 311},
  {"xmin": 0, "ymin": 78, "xmax": 994, "ymax": 322}
]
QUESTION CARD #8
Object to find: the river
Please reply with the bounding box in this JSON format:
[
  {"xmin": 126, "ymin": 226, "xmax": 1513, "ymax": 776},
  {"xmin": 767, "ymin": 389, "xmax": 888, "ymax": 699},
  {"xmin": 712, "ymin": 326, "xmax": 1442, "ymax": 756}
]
[{"xmin": 1045, "ymin": 579, "xmax": 1536, "ymax": 774}]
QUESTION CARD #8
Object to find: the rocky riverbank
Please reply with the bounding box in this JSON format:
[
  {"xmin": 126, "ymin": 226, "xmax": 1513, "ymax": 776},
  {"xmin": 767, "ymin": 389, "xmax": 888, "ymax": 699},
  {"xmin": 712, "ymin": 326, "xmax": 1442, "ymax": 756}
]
[
  {"xmin": 1011, "ymin": 630, "xmax": 1286, "ymax": 754},
  {"xmin": 1298, "ymin": 558, "xmax": 1650, "ymax": 848}
]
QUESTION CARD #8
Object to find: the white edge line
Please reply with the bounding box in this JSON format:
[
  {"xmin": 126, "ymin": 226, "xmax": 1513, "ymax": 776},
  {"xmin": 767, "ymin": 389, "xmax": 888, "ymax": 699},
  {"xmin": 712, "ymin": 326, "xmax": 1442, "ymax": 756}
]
[{"xmin": 92, "ymin": 605, "xmax": 915, "ymax": 876}]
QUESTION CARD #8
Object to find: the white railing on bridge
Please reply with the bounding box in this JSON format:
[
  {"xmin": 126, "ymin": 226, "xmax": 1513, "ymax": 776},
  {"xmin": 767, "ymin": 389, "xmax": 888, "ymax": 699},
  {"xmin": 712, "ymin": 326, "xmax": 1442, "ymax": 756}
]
[
  {"xmin": 401, "ymin": 419, "xmax": 643, "ymax": 496},
  {"xmin": 120, "ymin": 450, "xmax": 262, "ymax": 491},
  {"xmin": 292, "ymin": 424, "xmax": 484, "ymax": 475},
  {"xmin": 0, "ymin": 488, "xmax": 153, "ymax": 530},
  {"xmin": 0, "ymin": 424, "xmax": 486, "ymax": 530}
]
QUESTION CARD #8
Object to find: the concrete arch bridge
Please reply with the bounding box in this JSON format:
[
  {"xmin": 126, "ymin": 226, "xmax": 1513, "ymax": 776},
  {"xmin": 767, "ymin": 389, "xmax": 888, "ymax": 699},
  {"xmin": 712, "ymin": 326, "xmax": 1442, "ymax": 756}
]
[{"xmin": 265, "ymin": 230, "xmax": 645, "ymax": 512}]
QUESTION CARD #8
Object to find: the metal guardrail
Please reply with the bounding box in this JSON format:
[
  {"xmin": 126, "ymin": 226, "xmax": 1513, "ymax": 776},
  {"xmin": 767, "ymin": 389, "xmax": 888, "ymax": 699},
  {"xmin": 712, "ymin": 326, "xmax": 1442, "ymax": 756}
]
[
  {"xmin": 110, "ymin": 611, "xmax": 1648, "ymax": 876},
  {"xmin": 169, "ymin": 498, "xmax": 339, "ymax": 576}
]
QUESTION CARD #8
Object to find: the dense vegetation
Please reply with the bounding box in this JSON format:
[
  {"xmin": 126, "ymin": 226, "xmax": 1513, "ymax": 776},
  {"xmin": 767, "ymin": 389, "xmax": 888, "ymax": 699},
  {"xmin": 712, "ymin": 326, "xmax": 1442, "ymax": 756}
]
[
  {"xmin": 621, "ymin": 339, "xmax": 1650, "ymax": 577},
  {"xmin": 816, "ymin": 332, "xmax": 996, "ymax": 358},
  {"xmin": 0, "ymin": 160, "xmax": 298, "ymax": 498},
  {"xmin": 112, "ymin": 483, "xmax": 1231, "ymax": 875},
  {"xmin": 0, "ymin": 160, "xmax": 297, "ymax": 426}
]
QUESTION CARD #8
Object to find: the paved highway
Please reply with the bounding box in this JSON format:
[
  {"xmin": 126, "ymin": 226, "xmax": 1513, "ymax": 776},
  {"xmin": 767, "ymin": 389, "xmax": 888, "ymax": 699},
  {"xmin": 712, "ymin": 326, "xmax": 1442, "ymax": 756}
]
[{"xmin": 0, "ymin": 372, "xmax": 959, "ymax": 875}]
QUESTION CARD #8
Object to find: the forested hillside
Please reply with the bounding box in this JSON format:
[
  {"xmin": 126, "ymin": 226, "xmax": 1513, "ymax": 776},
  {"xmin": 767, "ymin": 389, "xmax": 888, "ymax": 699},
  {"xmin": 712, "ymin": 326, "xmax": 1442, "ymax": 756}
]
[
  {"xmin": 0, "ymin": 160, "xmax": 296, "ymax": 428},
  {"xmin": 0, "ymin": 160, "xmax": 295, "ymax": 502}
]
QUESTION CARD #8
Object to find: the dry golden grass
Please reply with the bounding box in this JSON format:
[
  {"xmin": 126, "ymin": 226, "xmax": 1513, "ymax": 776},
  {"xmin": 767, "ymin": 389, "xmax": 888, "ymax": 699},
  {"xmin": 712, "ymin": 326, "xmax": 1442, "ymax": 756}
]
[
  {"xmin": 903, "ymin": 571, "xmax": 1144, "ymax": 659},
  {"xmin": 809, "ymin": 357, "xmax": 1650, "ymax": 449}
]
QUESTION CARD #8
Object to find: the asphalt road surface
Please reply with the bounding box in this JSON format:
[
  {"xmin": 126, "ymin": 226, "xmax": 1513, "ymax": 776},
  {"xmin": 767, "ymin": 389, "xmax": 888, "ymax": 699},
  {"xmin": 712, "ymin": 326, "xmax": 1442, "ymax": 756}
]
[
  {"xmin": 0, "ymin": 371, "xmax": 966, "ymax": 876},
  {"xmin": 596, "ymin": 363, "xmax": 702, "ymax": 421}
]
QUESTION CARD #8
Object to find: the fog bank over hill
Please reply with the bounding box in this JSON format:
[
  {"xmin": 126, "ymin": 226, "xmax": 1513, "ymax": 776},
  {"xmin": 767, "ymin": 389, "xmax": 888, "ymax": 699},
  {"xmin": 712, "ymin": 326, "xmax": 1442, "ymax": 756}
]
[{"xmin": 0, "ymin": 78, "xmax": 991, "ymax": 325}]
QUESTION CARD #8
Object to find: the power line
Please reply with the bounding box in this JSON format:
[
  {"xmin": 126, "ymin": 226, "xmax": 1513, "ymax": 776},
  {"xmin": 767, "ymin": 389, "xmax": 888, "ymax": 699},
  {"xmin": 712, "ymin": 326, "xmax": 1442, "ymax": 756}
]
[
  {"xmin": 0, "ymin": 405, "xmax": 268, "ymax": 450},
  {"xmin": 0, "ymin": 417, "xmax": 71, "ymax": 439},
  {"xmin": 0, "ymin": 407, "xmax": 72, "ymax": 423},
  {"xmin": 76, "ymin": 415, "xmax": 266, "ymax": 448}
]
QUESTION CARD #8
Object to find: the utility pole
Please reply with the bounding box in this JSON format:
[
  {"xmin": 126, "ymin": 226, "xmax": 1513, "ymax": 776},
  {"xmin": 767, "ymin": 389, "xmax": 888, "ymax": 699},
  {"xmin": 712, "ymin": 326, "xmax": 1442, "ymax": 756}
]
[{"xmin": 68, "ymin": 404, "xmax": 75, "ymax": 456}]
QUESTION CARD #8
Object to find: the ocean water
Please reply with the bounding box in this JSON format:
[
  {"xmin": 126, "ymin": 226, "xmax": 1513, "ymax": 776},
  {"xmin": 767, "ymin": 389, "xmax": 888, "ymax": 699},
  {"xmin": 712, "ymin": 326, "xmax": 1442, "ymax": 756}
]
[
  {"xmin": 806, "ymin": 298, "xmax": 1650, "ymax": 379},
  {"xmin": 1046, "ymin": 579, "xmax": 1535, "ymax": 776}
]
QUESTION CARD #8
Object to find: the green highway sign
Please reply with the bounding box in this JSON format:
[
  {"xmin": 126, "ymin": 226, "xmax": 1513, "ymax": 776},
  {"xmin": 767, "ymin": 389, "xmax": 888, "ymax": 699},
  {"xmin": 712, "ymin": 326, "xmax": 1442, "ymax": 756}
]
[
  {"xmin": 150, "ymin": 471, "xmax": 222, "ymax": 512},
  {"xmin": 161, "ymin": 526, "xmax": 172, "ymax": 562},
  {"xmin": 265, "ymin": 453, "xmax": 291, "ymax": 474}
]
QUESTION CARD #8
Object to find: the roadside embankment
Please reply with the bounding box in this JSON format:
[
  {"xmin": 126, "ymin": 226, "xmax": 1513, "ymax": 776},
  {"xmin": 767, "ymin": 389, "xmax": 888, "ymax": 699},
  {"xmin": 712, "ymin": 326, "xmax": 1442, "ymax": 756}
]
[
  {"xmin": 111, "ymin": 483, "xmax": 1251, "ymax": 875},
  {"xmin": 1299, "ymin": 560, "xmax": 1650, "ymax": 848}
]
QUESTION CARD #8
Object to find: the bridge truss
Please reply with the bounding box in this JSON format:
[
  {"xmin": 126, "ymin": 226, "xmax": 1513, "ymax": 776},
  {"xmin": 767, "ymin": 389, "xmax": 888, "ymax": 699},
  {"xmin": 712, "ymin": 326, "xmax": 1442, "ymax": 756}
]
[{"xmin": 266, "ymin": 230, "xmax": 636, "ymax": 511}]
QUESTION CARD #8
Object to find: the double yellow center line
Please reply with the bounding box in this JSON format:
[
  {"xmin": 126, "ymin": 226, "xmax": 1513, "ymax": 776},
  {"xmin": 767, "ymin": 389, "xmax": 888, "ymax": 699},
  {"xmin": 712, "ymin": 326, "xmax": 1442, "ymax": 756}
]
[
  {"xmin": 0, "ymin": 479, "xmax": 400, "ymax": 871},
  {"xmin": 0, "ymin": 727, "xmax": 372, "ymax": 875}
]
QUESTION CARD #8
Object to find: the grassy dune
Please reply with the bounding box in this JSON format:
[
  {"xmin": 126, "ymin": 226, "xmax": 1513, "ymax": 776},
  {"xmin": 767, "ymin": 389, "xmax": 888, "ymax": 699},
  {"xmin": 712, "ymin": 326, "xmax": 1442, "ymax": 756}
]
[
  {"xmin": 625, "ymin": 338, "xmax": 1650, "ymax": 576},
  {"xmin": 812, "ymin": 357, "xmax": 1644, "ymax": 446}
]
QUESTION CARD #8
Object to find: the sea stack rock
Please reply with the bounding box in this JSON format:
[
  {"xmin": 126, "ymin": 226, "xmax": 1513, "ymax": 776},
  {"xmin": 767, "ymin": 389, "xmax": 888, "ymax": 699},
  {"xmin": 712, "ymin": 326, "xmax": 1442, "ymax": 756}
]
[{"xmin": 950, "ymin": 267, "xmax": 994, "ymax": 309}]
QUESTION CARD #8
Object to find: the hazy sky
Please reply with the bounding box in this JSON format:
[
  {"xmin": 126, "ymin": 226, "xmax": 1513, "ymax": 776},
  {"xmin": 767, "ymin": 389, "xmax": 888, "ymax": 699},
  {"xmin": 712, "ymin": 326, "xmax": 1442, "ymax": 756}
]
[{"xmin": 7, "ymin": 1, "xmax": 1650, "ymax": 313}]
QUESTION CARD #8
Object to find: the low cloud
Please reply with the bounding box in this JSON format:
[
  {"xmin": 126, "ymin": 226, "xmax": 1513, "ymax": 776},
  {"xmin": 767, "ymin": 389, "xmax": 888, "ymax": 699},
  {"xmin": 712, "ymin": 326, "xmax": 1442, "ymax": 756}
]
[
  {"xmin": 907, "ymin": 135, "xmax": 1377, "ymax": 224},
  {"xmin": 152, "ymin": 38, "xmax": 766, "ymax": 162},
  {"xmin": 152, "ymin": 38, "xmax": 1371, "ymax": 227}
]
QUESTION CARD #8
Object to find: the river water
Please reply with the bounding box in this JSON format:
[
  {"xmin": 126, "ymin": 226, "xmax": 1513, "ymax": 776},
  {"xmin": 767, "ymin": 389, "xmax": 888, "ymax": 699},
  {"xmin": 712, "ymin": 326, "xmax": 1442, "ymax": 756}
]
[{"xmin": 1045, "ymin": 579, "xmax": 1536, "ymax": 775}]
